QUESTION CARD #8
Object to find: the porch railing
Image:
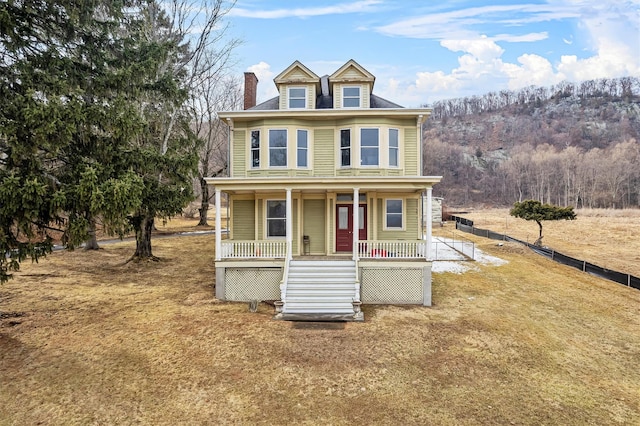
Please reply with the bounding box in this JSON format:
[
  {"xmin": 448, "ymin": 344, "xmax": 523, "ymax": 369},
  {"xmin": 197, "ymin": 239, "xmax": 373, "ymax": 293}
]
[
  {"xmin": 357, "ymin": 240, "xmax": 427, "ymax": 259},
  {"xmin": 220, "ymin": 240, "xmax": 288, "ymax": 259}
]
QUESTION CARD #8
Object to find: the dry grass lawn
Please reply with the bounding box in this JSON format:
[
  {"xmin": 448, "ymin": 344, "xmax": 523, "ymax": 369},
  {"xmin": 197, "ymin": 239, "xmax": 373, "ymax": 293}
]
[
  {"xmin": 449, "ymin": 208, "xmax": 640, "ymax": 278},
  {"xmin": 1, "ymin": 217, "xmax": 639, "ymax": 425}
]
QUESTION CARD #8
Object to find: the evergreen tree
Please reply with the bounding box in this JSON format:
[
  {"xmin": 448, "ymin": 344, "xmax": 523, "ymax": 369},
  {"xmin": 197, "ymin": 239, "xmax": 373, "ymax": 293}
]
[{"xmin": 510, "ymin": 200, "xmax": 577, "ymax": 246}]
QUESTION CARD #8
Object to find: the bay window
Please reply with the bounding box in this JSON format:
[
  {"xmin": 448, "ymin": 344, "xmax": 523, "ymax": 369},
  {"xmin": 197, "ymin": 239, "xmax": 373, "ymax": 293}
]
[
  {"xmin": 269, "ymin": 129, "xmax": 287, "ymax": 167},
  {"xmin": 360, "ymin": 128, "xmax": 379, "ymax": 166},
  {"xmin": 297, "ymin": 129, "xmax": 308, "ymax": 167},
  {"xmin": 250, "ymin": 130, "xmax": 260, "ymax": 168},
  {"xmin": 389, "ymin": 128, "xmax": 399, "ymax": 167},
  {"xmin": 340, "ymin": 129, "xmax": 351, "ymax": 167}
]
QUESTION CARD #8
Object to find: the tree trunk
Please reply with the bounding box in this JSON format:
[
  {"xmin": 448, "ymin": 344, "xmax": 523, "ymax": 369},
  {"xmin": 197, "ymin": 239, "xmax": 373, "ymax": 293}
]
[
  {"xmin": 534, "ymin": 220, "xmax": 544, "ymax": 246},
  {"xmin": 198, "ymin": 177, "xmax": 209, "ymax": 226},
  {"xmin": 84, "ymin": 217, "xmax": 100, "ymax": 250},
  {"xmin": 132, "ymin": 214, "xmax": 157, "ymax": 261}
]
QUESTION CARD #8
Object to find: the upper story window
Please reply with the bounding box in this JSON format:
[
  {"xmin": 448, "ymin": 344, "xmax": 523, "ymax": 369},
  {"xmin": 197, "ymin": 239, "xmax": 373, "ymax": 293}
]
[
  {"xmin": 342, "ymin": 86, "xmax": 361, "ymax": 108},
  {"xmin": 385, "ymin": 199, "xmax": 403, "ymax": 230},
  {"xmin": 297, "ymin": 130, "xmax": 308, "ymax": 168},
  {"xmin": 269, "ymin": 129, "xmax": 287, "ymax": 167},
  {"xmin": 360, "ymin": 128, "xmax": 379, "ymax": 166},
  {"xmin": 340, "ymin": 129, "xmax": 351, "ymax": 167},
  {"xmin": 288, "ymin": 87, "xmax": 307, "ymax": 109},
  {"xmin": 250, "ymin": 130, "xmax": 260, "ymax": 168},
  {"xmin": 389, "ymin": 129, "xmax": 399, "ymax": 167}
]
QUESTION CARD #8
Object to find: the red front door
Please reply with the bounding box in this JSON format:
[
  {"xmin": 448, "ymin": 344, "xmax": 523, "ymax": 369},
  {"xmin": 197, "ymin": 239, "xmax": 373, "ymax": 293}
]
[{"xmin": 335, "ymin": 204, "xmax": 367, "ymax": 252}]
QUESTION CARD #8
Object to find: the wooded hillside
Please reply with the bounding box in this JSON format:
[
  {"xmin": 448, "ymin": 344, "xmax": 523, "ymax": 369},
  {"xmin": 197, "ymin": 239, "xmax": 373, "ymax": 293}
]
[{"xmin": 423, "ymin": 77, "xmax": 640, "ymax": 208}]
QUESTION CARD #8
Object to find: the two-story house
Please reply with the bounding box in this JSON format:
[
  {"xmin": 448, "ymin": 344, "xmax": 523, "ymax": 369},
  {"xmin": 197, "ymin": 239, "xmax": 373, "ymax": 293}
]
[{"xmin": 207, "ymin": 60, "xmax": 442, "ymax": 321}]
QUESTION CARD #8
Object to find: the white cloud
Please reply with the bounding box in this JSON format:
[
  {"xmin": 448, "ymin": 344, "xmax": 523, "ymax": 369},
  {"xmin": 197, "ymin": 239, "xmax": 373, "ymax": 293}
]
[
  {"xmin": 231, "ymin": 0, "xmax": 381, "ymax": 19},
  {"xmin": 372, "ymin": 0, "xmax": 640, "ymax": 105},
  {"xmin": 441, "ymin": 37, "xmax": 504, "ymax": 62},
  {"xmin": 374, "ymin": 4, "xmax": 577, "ymax": 40},
  {"xmin": 246, "ymin": 62, "xmax": 278, "ymax": 103}
]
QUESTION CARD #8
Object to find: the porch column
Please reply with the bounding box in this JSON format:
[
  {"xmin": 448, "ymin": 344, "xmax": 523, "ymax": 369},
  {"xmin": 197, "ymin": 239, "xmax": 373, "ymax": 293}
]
[
  {"xmin": 215, "ymin": 187, "xmax": 221, "ymax": 261},
  {"xmin": 286, "ymin": 188, "xmax": 292, "ymax": 260},
  {"xmin": 426, "ymin": 187, "xmax": 433, "ymax": 261},
  {"xmin": 353, "ymin": 187, "xmax": 359, "ymax": 260}
]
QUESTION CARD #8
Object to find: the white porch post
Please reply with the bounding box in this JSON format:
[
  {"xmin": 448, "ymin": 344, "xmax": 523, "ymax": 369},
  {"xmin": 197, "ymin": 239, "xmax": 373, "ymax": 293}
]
[
  {"xmin": 215, "ymin": 187, "xmax": 221, "ymax": 261},
  {"xmin": 352, "ymin": 187, "xmax": 359, "ymax": 260},
  {"xmin": 286, "ymin": 188, "xmax": 292, "ymax": 260},
  {"xmin": 426, "ymin": 187, "xmax": 433, "ymax": 261}
]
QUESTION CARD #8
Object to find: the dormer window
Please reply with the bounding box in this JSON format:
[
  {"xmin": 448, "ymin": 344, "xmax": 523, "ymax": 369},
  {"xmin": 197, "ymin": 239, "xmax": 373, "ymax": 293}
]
[
  {"xmin": 342, "ymin": 86, "xmax": 361, "ymax": 108},
  {"xmin": 288, "ymin": 87, "xmax": 307, "ymax": 109}
]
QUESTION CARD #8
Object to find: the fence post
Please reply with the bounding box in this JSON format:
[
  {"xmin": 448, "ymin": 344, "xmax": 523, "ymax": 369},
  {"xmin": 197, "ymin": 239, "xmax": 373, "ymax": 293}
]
[{"xmin": 583, "ymin": 260, "xmax": 586, "ymax": 272}]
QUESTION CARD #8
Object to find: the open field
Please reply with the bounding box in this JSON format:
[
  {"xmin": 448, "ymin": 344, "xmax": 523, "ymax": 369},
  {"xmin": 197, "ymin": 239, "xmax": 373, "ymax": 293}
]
[
  {"xmin": 443, "ymin": 208, "xmax": 640, "ymax": 278},
  {"xmin": 1, "ymin": 229, "xmax": 639, "ymax": 424}
]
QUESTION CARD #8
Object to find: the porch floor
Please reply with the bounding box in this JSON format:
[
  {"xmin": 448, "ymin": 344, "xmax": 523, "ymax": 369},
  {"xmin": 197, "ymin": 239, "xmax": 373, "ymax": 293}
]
[{"xmin": 292, "ymin": 255, "xmax": 353, "ymax": 261}]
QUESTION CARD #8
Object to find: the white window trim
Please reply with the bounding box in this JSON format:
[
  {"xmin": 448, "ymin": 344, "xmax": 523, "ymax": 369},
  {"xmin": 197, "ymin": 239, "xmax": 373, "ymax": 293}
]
[
  {"xmin": 389, "ymin": 128, "xmax": 400, "ymax": 168},
  {"xmin": 265, "ymin": 199, "xmax": 287, "ymax": 239},
  {"xmin": 288, "ymin": 86, "xmax": 307, "ymax": 109},
  {"xmin": 296, "ymin": 129, "xmax": 309, "ymax": 168},
  {"xmin": 342, "ymin": 85, "xmax": 361, "ymax": 108},
  {"xmin": 268, "ymin": 129, "xmax": 288, "ymax": 168},
  {"xmin": 384, "ymin": 198, "xmax": 405, "ymax": 231},
  {"xmin": 250, "ymin": 129, "xmax": 260, "ymax": 169},
  {"xmin": 360, "ymin": 127, "xmax": 380, "ymax": 167},
  {"xmin": 339, "ymin": 128, "xmax": 352, "ymax": 168}
]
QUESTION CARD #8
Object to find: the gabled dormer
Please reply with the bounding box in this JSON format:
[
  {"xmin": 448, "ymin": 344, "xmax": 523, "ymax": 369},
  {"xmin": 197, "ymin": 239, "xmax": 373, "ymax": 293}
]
[
  {"xmin": 273, "ymin": 61, "xmax": 321, "ymax": 110},
  {"xmin": 329, "ymin": 59, "xmax": 375, "ymax": 109}
]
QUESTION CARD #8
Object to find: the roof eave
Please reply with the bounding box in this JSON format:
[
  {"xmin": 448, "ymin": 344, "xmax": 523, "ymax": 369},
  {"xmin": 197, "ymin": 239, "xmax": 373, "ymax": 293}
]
[{"xmin": 218, "ymin": 108, "xmax": 432, "ymax": 123}]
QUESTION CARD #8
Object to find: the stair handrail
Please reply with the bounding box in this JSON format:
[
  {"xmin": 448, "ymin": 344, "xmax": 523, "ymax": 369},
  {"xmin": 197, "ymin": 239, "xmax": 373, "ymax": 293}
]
[
  {"xmin": 279, "ymin": 250, "xmax": 291, "ymax": 311},
  {"xmin": 353, "ymin": 256, "xmax": 361, "ymax": 303}
]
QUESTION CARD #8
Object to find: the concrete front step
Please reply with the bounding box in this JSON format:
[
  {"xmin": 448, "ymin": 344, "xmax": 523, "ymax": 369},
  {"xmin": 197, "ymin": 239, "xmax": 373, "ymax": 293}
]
[{"xmin": 275, "ymin": 312, "xmax": 364, "ymax": 322}]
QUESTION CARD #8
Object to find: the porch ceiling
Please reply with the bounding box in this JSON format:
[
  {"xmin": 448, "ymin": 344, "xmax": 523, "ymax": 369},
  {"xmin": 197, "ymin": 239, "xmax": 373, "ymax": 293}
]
[{"xmin": 206, "ymin": 175, "xmax": 442, "ymax": 194}]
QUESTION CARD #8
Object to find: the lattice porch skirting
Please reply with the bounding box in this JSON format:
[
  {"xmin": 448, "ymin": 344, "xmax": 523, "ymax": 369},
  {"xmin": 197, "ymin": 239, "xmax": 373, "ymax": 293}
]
[
  {"xmin": 224, "ymin": 268, "xmax": 282, "ymax": 301},
  {"xmin": 360, "ymin": 266, "xmax": 427, "ymax": 305}
]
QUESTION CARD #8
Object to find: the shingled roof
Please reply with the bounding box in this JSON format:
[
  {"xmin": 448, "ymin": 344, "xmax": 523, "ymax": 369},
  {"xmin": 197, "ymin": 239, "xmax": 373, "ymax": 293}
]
[{"xmin": 248, "ymin": 74, "xmax": 404, "ymax": 111}]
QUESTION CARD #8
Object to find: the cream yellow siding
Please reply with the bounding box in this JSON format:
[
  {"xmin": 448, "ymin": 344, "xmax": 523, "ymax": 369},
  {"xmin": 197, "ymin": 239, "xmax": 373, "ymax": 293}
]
[
  {"xmin": 257, "ymin": 198, "xmax": 263, "ymax": 238},
  {"xmin": 232, "ymin": 199, "xmax": 255, "ymax": 240},
  {"xmin": 362, "ymin": 84, "xmax": 370, "ymax": 109},
  {"xmin": 313, "ymin": 128, "xmax": 335, "ymax": 176},
  {"xmin": 292, "ymin": 199, "xmax": 299, "ymax": 254},
  {"xmin": 303, "ymin": 199, "xmax": 326, "ymax": 254},
  {"xmin": 342, "ymin": 67, "xmax": 365, "ymax": 79},
  {"xmin": 232, "ymin": 130, "xmax": 246, "ymax": 177},
  {"xmin": 333, "ymin": 85, "xmax": 342, "ymax": 109},
  {"xmin": 231, "ymin": 118, "xmax": 419, "ymax": 178},
  {"xmin": 404, "ymin": 127, "xmax": 418, "ymax": 175},
  {"xmin": 328, "ymin": 198, "xmax": 335, "ymax": 252}
]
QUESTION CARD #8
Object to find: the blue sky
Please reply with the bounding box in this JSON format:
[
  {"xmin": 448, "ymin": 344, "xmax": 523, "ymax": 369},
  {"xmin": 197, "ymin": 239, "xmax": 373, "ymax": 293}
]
[{"xmin": 225, "ymin": 0, "xmax": 640, "ymax": 107}]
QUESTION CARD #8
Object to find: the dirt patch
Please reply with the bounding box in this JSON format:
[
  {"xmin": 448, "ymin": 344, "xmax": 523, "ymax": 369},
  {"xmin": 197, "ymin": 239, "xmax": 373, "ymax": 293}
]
[{"xmin": 291, "ymin": 322, "xmax": 346, "ymax": 330}]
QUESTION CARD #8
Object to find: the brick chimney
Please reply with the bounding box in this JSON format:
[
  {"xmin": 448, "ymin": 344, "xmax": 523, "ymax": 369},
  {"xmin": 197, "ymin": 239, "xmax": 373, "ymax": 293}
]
[{"xmin": 243, "ymin": 72, "xmax": 258, "ymax": 110}]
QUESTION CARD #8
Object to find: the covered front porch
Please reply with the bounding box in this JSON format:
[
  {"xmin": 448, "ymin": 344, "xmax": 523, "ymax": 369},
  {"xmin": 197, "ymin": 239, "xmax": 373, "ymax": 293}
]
[
  {"xmin": 208, "ymin": 176, "xmax": 440, "ymax": 316},
  {"xmin": 212, "ymin": 176, "xmax": 439, "ymax": 260}
]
